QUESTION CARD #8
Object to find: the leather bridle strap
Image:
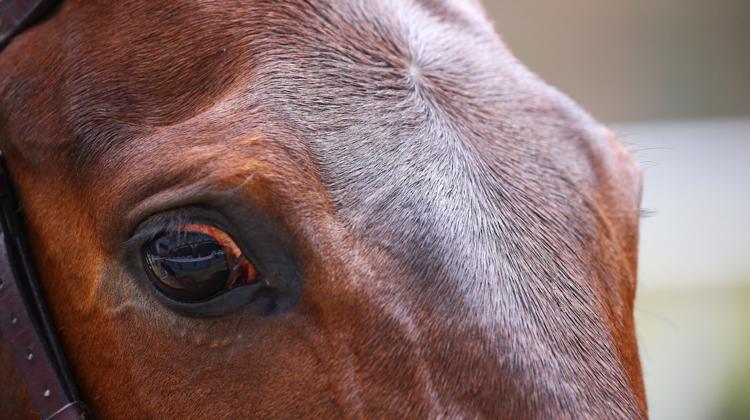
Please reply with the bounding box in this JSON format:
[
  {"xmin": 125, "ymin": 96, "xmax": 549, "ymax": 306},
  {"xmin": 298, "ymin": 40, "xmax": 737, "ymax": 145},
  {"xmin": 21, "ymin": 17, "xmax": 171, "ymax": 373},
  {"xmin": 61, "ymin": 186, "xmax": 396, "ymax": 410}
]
[
  {"xmin": 1, "ymin": 2, "xmax": 90, "ymax": 418},
  {"xmin": 0, "ymin": 155, "xmax": 89, "ymax": 419},
  {"xmin": 0, "ymin": 0, "xmax": 57, "ymax": 49}
]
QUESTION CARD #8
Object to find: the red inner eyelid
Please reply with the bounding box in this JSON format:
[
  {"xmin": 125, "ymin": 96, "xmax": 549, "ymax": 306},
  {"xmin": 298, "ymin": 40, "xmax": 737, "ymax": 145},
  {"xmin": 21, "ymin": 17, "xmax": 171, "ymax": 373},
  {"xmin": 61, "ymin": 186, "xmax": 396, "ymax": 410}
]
[
  {"xmin": 180, "ymin": 223, "xmax": 240, "ymax": 256},
  {"xmin": 179, "ymin": 223, "xmax": 258, "ymax": 286}
]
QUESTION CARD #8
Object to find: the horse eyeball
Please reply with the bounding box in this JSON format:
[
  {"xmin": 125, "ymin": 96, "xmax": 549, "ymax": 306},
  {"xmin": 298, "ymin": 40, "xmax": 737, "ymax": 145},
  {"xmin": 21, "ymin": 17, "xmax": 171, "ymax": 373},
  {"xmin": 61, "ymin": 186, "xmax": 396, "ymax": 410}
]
[{"xmin": 142, "ymin": 224, "xmax": 258, "ymax": 302}]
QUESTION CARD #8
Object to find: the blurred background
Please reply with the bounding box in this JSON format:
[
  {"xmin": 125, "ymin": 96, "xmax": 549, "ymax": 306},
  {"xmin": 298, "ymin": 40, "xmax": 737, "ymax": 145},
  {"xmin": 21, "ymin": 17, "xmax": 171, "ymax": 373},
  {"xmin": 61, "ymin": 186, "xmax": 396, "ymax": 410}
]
[{"xmin": 482, "ymin": 1, "xmax": 750, "ymax": 419}]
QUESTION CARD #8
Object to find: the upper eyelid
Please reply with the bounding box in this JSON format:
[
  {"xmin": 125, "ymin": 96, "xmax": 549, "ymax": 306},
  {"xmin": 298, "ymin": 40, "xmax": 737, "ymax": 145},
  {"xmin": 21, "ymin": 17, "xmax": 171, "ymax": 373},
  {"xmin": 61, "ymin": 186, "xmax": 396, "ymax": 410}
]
[
  {"xmin": 124, "ymin": 209, "xmax": 219, "ymax": 248},
  {"xmin": 120, "ymin": 172, "xmax": 263, "ymax": 241}
]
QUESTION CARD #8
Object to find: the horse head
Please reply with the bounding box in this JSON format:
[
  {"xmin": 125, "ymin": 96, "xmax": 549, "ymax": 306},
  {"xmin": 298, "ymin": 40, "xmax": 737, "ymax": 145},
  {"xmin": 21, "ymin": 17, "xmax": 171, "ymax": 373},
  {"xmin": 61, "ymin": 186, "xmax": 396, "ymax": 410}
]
[{"xmin": 0, "ymin": 0, "xmax": 646, "ymax": 418}]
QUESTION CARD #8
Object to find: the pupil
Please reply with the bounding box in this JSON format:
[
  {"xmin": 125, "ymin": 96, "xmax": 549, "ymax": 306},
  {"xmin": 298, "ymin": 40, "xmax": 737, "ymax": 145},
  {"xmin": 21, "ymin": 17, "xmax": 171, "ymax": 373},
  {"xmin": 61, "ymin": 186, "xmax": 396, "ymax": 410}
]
[{"xmin": 144, "ymin": 231, "xmax": 229, "ymax": 301}]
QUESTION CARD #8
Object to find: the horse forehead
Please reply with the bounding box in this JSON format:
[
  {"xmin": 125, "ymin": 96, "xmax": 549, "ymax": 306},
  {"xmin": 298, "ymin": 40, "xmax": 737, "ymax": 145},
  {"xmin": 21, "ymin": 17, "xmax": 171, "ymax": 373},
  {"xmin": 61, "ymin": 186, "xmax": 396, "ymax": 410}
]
[
  {"xmin": 234, "ymin": 6, "xmax": 598, "ymax": 258},
  {"xmin": 70, "ymin": 0, "xmax": 615, "ymax": 249},
  {"xmin": 3, "ymin": 0, "xmax": 622, "ymax": 253},
  {"xmin": 5, "ymin": 0, "xmax": 495, "ymax": 160}
]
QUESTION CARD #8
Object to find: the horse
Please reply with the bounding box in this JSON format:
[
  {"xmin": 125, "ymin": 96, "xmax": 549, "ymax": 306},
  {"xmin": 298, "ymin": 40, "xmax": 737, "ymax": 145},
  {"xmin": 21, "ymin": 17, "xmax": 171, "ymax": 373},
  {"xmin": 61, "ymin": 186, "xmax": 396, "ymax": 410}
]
[{"xmin": 0, "ymin": 0, "xmax": 646, "ymax": 418}]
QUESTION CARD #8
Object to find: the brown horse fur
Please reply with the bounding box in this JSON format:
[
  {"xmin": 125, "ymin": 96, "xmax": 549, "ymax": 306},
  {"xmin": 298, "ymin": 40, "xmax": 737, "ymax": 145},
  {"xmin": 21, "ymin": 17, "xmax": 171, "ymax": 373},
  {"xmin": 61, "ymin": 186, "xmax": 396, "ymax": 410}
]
[{"xmin": 0, "ymin": 0, "xmax": 646, "ymax": 418}]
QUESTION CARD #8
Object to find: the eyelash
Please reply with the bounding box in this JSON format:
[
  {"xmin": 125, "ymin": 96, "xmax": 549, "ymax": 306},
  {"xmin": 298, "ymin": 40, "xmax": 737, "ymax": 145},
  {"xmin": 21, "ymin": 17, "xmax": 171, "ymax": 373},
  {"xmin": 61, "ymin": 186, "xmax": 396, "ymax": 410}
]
[{"xmin": 127, "ymin": 210, "xmax": 216, "ymax": 246}]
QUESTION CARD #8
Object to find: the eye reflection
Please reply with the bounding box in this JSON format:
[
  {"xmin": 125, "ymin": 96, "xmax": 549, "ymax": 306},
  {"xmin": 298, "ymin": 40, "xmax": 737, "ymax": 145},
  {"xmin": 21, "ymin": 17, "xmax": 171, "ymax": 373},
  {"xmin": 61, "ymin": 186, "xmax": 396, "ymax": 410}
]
[{"xmin": 142, "ymin": 224, "xmax": 258, "ymax": 302}]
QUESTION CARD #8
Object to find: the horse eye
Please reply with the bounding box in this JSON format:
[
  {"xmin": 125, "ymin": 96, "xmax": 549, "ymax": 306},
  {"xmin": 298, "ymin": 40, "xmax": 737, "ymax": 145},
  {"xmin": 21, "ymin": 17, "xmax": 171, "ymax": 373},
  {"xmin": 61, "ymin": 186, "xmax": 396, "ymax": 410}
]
[{"xmin": 142, "ymin": 224, "xmax": 258, "ymax": 302}]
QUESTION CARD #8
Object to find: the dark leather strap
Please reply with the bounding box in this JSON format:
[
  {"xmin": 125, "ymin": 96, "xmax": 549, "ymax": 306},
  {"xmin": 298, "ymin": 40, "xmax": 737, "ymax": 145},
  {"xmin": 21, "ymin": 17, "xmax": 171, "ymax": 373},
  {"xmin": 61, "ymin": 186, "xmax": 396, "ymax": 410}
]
[
  {"xmin": 0, "ymin": 154, "xmax": 90, "ymax": 419},
  {"xmin": 1, "ymin": 1, "xmax": 90, "ymax": 418},
  {"xmin": 0, "ymin": 0, "xmax": 58, "ymax": 50}
]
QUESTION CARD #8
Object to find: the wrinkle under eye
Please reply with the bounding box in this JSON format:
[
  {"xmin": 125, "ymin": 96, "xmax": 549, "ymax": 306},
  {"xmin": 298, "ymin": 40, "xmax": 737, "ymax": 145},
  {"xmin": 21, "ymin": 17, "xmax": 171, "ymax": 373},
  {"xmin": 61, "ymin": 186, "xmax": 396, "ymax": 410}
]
[{"xmin": 142, "ymin": 223, "xmax": 258, "ymax": 302}]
